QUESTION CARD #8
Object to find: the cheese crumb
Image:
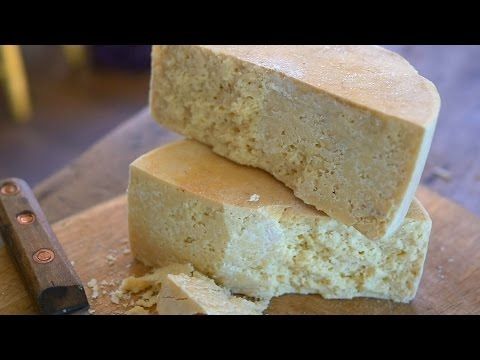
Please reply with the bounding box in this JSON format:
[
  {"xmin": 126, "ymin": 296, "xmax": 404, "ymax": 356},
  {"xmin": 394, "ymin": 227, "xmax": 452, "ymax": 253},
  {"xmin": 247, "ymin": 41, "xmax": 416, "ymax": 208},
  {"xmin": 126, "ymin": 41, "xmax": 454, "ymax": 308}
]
[
  {"xmin": 109, "ymin": 291, "xmax": 121, "ymax": 305},
  {"xmin": 248, "ymin": 194, "xmax": 260, "ymax": 202},
  {"xmin": 436, "ymin": 265, "xmax": 446, "ymax": 280},
  {"xmin": 133, "ymin": 289, "xmax": 158, "ymax": 308},
  {"xmin": 122, "ymin": 248, "xmax": 131, "ymax": 255},
  {"xmin": 70, "ymin": 261, "xmax": 75, "ymax": 266},
  {"xmin": 100, "ymin": 279, "xmax": 115, "ymax": 287},
  {"xmin": 106, "ymin": 255, "xmax": 117, "ymax": 266},
  {"xmin": 88, "ymin": 309, "xmax": 96, "ymax": 314},
  {"xmin": 120, "ymin": 263, "xmax": 194, "ymax": 293},
  {"xmin": 87, "ymin": 278, "xmax": 99, "ymax": 299},
  {"xmin": 135, "ymin": 298, "xmax": 157, "ymax": 308},
  {"xmin": 447, "ymin": 258, "xmax": 454, "ymax": 263},
  {"xmin": 121, "ymin": 278, "xmax": 152, "ymax": 294},
  {"xmin": 109, "ymin": 289, "xmax": 130, "ymax": 305},
  {"xmin": 125, "ymin": 306, "xmax": 150, "ymax": 315},
  {"xmin": 91, "ymin": 289, "xmax": 99, "ymax": 299}
]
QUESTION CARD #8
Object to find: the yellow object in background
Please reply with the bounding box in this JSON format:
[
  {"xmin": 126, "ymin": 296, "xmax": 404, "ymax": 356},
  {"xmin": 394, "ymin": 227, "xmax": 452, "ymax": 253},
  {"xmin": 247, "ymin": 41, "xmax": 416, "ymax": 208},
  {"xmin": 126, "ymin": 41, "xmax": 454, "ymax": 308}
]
[
  {"xmin": 0, "ymin": 45, "xmax": 32, "ymax": 122},
  {"xmin": 62, "ymin": 45, "xmax": 88, "ymax": 70},
  {"xmin": 0, "ymin": 45, "xmax": 88, "ymax": 122}
]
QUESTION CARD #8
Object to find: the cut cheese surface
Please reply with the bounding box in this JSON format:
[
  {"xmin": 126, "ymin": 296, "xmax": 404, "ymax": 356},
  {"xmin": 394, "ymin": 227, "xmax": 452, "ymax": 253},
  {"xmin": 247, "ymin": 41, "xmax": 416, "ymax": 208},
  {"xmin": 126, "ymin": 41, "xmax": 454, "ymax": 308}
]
[
  {"xmin": 157, "ymin": 273, "xmax": 268, "ymax": 315},
  {"xmin": 128, "ymin": 140, "xmax": 432, "ymax": 303},
  {"xmin": 150, "ymin": 45, "xmax": 440, "ymax": 239}
]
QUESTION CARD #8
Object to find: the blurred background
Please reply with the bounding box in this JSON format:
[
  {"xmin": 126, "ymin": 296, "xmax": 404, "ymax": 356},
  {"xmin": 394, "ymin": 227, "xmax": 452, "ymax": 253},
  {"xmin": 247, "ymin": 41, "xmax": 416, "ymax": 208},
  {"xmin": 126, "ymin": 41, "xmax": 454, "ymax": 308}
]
[
  {"xmin": 0, "ymin": 45, "xmax": 150, "ymax": 185},
  {"xmin": 0, "ymin": 45, "xmax": 479, "ymax": 215}
]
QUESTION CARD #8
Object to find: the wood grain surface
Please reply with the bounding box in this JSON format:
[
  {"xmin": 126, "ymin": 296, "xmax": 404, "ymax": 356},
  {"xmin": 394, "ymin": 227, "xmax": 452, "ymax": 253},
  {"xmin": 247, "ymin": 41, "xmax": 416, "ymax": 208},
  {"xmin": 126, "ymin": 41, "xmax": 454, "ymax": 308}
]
[{"xmin": 1, "ymin": 187, "xmax": 479, "ymax": 315}]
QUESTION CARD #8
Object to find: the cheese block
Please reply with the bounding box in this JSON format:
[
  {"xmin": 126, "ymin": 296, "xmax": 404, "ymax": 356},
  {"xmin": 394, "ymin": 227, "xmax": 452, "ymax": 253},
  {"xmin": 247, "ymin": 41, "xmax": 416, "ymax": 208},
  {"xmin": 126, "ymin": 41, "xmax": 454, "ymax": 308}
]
[
  {"xmin": 128, "ymin": 140, "xmax": 432, "ymax": 303},
  {"xmin": 157, "ymin": 273, "xmax": 268, "ymax": 315},
  {"xmin": 149, "ymin": 45, "xmax": 440, "ymax": 239}
]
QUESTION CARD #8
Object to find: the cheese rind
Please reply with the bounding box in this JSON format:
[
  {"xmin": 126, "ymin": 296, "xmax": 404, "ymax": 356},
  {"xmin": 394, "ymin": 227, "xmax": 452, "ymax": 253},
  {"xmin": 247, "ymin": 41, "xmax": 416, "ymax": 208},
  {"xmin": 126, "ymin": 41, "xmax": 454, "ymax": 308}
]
[
  {"xmin": 157, "ymin": 273, "xmax": 268, "ymax": 315},
  {"xmin": 128, "ymin": 140, "xmax": 432, "ymax": 303},
  {"xmin": 150, "ymin": 45, "xmax": 440, "ymax": 239}
]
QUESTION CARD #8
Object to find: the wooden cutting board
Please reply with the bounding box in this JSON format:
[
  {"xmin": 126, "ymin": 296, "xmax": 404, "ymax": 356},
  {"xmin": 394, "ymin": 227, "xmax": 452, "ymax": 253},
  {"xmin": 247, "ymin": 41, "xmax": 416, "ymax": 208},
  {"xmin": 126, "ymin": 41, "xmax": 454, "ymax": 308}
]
[{"xmin": 1, "ymin": 186, "xmax": 479, "ymax": 315}]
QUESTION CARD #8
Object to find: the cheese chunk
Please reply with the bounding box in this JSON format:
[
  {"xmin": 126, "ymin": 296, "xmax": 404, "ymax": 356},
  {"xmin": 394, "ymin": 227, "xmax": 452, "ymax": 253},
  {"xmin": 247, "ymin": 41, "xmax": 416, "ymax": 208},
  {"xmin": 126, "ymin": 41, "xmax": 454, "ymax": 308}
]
[
  {"xmin": 120, "ymin": 263, "xmax": 194, "ymax": 293},
  {"xmin": 150, "ymin": 45, "xmax": 440, "ymax": 239},
  {"xmin": 128, "ymin": 140, "xmax": 432, "ymax": 303},
  {"xmin": 157, "ymin": 273, "xmax": 268, "ymax": 315},
  {"xmin": 125, "ymin": 306, "xmax": 150, "ymax": 315}
]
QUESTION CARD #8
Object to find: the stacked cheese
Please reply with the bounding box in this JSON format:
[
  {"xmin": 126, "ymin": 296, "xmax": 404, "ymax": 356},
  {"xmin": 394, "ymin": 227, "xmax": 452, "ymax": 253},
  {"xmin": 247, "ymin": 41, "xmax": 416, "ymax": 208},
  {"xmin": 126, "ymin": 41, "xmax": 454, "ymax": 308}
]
[
  {"xmin": 128, "ymin": 45, "xmax": 439, "ymax": 310},
  {"xmin": 150, "ymin": 45, "xmax": 440, "ymax": 240}
]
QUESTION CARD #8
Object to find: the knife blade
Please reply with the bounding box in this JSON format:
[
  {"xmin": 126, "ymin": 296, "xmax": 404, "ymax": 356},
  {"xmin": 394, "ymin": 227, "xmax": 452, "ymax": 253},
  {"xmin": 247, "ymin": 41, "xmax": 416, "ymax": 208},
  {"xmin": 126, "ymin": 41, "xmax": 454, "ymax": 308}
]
[{"xmin": 0, "ymin": 178, "xmax": 90, "ymax": 315}]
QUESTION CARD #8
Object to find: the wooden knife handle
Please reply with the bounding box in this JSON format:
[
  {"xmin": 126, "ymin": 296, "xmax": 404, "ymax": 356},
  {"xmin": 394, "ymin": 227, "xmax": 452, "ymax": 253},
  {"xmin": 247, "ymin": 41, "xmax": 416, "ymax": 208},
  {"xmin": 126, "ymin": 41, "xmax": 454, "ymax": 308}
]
[{"xmin": 0, "ymin": 178, "xmax": 89, "ymax": 315}]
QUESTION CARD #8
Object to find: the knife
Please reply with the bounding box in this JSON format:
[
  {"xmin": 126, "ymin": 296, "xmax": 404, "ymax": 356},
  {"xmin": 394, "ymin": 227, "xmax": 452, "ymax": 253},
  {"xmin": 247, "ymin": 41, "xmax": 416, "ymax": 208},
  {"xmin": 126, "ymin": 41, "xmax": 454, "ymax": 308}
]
[{"xmin": 0, "ymin": 178, "xmax": 90, "ymax": 315}]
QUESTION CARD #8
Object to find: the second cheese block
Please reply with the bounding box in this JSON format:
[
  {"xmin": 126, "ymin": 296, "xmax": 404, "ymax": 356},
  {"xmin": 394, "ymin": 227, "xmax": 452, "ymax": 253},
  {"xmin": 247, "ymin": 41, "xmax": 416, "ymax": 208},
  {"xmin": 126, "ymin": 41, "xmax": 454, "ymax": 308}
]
[
  {"xmin": 150, "ymin": 45, "xmax": 440, "ymax": 239},
  {"xmin": 128, "ymin": 140, "xmax": 432, "ymax": 303}
]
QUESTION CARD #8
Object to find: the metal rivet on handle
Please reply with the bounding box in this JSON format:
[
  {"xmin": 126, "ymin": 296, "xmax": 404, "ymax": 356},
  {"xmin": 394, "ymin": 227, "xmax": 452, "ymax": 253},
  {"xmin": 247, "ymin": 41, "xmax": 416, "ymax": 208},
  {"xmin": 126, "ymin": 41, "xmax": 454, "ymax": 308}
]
[
  {"xmin": 33, "ymin": 249, "xmax": 55, "ymax": 264},
  {"xmin": 16, "ymin": 211, "xmax": 36, "ymax": 225},
  {"xmin": 0, "ymin": 182, "xmax": 19, "ymax": 196}
]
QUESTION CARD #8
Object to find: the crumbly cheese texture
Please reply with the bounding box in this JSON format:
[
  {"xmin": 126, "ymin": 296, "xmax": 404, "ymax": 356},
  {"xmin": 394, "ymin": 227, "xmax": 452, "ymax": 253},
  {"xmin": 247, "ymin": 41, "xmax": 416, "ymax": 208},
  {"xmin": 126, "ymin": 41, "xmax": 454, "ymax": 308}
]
[
  {"xmin": 120, "ymin": 263, "xmax": 194, "ymax": 293},
  {"xmin": 149, "ymin": 45, "xmax": 440, "ymax": 239},
  {"xmin": 125, "ymin": 306, "xmax": 150, "ymax": 315},
  {"xmin": 157, "ymin": 273, "xmax": 268, "ymax": 315},
  {"xmin": 119, "ymin": 262, "xmax": 266, "ymax": 315},
  {"xmin": 128, "ymin": 140, "xmax": 432, "ymax": 303}
]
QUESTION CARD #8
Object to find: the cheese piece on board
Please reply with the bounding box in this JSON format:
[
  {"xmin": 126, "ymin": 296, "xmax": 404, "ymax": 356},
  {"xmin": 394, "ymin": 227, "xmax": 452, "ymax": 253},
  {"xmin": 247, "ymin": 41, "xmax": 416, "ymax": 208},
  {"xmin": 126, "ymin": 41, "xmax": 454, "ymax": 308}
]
[
  {"xmin": 120, "ymin": 263, "xmax": 194, "ymax": 293},
  {"xmin": 128, "ymin": 140, "xmax": 432, "ymax": 303},
  {"xmin": 150, "ymin": 45, "xmax": 440, "ymax": 239},
  {"xmin": 157, "ymin": 273, "xmax": 268, "ymax": 315}
]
